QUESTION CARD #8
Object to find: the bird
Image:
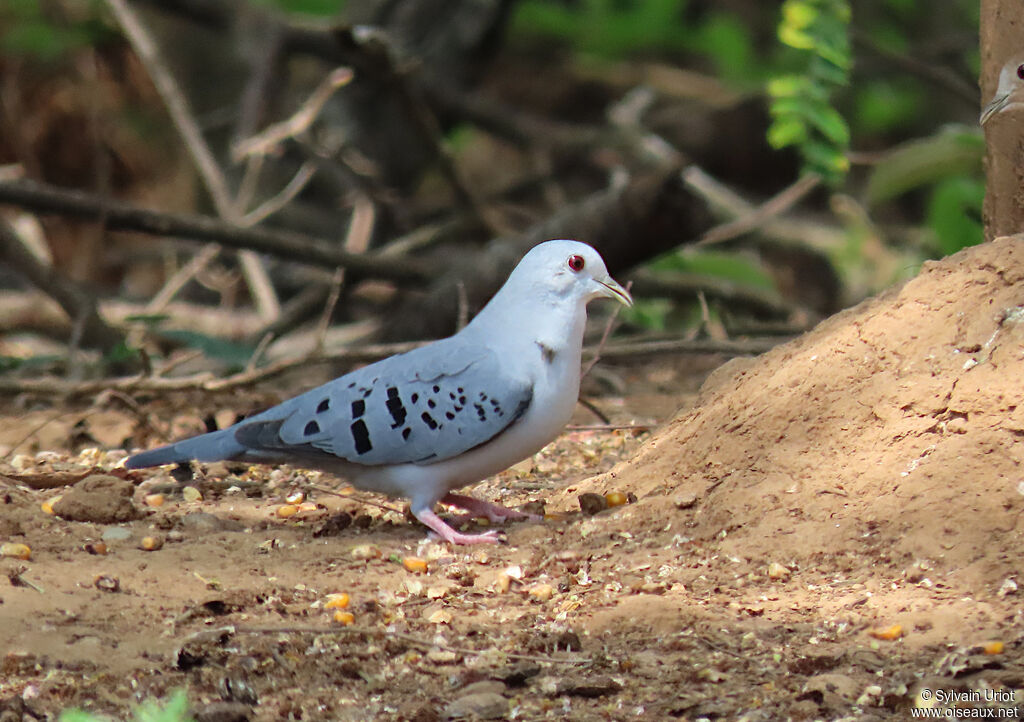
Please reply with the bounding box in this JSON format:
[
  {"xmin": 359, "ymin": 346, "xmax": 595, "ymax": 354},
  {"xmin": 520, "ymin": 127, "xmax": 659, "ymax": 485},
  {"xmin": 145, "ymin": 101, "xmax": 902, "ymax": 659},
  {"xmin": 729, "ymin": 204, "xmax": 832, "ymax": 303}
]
[
  {"xmin": 126, "ymin": 240, "xmax": 633, "ymax": 544},
  {"xmin": 981, "ymin": 53, "xmax": 1024, "ymax": 125}
]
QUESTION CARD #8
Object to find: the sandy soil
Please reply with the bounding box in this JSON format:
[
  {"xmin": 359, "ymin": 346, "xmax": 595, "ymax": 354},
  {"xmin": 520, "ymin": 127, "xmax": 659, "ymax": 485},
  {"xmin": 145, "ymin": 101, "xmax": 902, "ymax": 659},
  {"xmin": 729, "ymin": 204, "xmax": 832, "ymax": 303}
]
[{"xmin": 2, "ymin": 238, "xmax": 1024, "ymax": 721}]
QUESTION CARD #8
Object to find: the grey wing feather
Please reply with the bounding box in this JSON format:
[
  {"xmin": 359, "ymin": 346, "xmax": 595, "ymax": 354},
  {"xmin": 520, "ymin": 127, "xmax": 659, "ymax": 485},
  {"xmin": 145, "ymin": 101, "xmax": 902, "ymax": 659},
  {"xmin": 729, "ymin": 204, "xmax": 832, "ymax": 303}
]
[{"xmin": 233, "ymin": 339, "xmax": 532, "ymax": 466}]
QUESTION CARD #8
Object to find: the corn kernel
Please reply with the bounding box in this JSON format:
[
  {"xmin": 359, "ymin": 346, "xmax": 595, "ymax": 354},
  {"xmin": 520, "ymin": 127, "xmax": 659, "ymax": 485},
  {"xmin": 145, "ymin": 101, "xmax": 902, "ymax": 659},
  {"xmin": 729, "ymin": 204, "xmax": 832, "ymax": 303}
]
[
  {"xmin": 983, "ymin": 641, "xmax": 1004, "ymax": 655},
  {"xmin": 403, "ymin": 557, "xmax": 428, "ymax": 573},
  {"xmin": 276, "ymin": 504, "xmax": 299, "ymax": 518},
  {"xmin": 41, "ymin": 495, "xmax": 62, "ymax": 515},
  {"xmin": 605, "ymin": 491, "xmax": 628, "ymax": 507},
  {"xmin": 140, "ymin": 536, "xmax": 163, "ymax": 551},
  {"xmin": 144, "ymin": 493, "xmax": 165, "ymax": 508},
  {"xmin": 0, "ymin": 542, "xmax": 31, "ymax": 560},
  {"xmin": 324, "ymin": 593, "xmax": 350, "ymax": 610},
  {"xmin": 333, "ymin": 611, "xmax": 355, "ymax": 625},
  {"xmin": 868, "ymin": 624, "xmax": 903, "ymax": 641}
]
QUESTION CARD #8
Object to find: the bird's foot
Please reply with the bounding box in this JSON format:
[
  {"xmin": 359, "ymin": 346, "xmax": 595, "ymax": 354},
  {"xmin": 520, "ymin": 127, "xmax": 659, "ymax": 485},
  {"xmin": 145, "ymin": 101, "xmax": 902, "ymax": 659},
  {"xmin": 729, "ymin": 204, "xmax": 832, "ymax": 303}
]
[
  {"xmin": 440, "ymin": 493, "xmax": 542, "ymax": 523},
  {"xmin": 416, "ymin": 508, "xmax": 504, "ymax": 545}
]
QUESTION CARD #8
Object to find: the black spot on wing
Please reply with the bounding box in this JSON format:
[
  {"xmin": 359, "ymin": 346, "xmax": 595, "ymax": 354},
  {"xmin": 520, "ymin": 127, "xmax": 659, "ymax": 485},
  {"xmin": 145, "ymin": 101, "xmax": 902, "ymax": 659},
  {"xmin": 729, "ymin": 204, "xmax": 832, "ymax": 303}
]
[
  {"xmin": 474, "ymin": 403, "xmax": 487, "ymax": 421},
  {"xmin": 411, "ymin": 393, "xmax": 419, "ymax": 404},
  {"xmin": 304, "ymin": 420, "xmax": 320, "ymax": 436},
  {"xmin": 402, "ymin": 427, "xmax": 411, "ymax": 440},
  {"xmin": 316, "ymin": 398, "xmax": 330, "ymax": 413},
  {"xmin": 421, "ymin": 412, "xmax": 438, "ymax": 430},
  {"xmin": 427, "ymin": 399, "xmax": 436, "ymax": 409},
  {"xmin": 445, "ymin": 411, "xmax": 455, "ymax": 420},
  {"xmin": 385, "ymin": 386, "xmax": 407, "ymax": 429},
  {"xmin": 351, "ymin": 400, "xmax": 365, "ymax": 418},
  {"xmin": 350, "ymin": 419, "xmax": 372, "ymax": 454},
  {"xmin": 432, "ymin": 385, "xmax": 440, "ymax": 393}
]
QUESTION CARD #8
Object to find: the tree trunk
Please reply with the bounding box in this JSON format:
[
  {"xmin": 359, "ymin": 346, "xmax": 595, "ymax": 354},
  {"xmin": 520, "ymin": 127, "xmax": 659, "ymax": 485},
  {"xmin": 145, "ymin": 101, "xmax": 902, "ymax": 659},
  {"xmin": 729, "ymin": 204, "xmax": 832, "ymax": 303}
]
[{"xmin": 980, "ymin": 0, "xmax": 1024, "ymax": 239}]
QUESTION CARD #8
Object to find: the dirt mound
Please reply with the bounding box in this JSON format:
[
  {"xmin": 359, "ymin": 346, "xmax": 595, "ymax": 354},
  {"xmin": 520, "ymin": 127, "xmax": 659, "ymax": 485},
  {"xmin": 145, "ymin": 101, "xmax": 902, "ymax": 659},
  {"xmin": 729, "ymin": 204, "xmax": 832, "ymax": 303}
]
[{"xmin": 569, "ymin": 235, "xmax": 1024, "ymax": 635}]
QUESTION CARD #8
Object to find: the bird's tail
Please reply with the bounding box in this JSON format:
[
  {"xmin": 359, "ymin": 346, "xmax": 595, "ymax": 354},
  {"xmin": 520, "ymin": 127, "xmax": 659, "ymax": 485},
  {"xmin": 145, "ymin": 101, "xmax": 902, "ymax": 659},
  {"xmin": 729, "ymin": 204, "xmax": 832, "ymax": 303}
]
[{"xmin": 125, "ymin": 428, "xmax": 246, "ymax": 469}]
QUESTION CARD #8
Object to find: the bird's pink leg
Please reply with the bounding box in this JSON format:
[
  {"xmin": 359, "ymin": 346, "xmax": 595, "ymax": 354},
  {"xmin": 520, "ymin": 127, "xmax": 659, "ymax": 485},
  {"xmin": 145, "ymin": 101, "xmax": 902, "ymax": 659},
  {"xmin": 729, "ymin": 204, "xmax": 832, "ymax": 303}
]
[
  {"xmin": 414, "ymin": 508, "xmax": 503, "ymax": 545},
  {"xmin": 440, "ymin": 493, "xmax": 542, "ymax": 522}
]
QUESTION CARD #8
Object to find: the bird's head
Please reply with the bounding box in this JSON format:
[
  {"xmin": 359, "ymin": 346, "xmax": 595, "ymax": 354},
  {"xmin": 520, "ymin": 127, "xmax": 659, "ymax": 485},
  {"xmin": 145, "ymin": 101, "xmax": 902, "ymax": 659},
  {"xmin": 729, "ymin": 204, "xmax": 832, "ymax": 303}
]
[
  {"xmin": 982, "ymin": 55, "xmax": 1024, "ymax": 125},
  {"xmin": 513, "ymin": 240, "xmax": 633, "ymax": 309}
]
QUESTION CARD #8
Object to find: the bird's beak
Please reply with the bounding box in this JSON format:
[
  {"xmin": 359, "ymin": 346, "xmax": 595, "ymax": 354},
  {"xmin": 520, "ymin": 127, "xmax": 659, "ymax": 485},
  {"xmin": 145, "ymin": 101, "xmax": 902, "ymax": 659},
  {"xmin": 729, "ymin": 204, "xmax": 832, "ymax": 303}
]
[
  {"xmin": 596, "ymin": 276, "xmax": 633, "ymax": 307},
  {"xmin": 981, "ymin": 92, "xmax": 1011, "ymax": 125}
]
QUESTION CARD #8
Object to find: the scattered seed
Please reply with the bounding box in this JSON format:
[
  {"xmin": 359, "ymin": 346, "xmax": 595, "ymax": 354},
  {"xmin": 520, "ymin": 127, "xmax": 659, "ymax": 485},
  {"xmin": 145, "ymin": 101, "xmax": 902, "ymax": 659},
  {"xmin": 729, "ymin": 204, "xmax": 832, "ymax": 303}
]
[
  {"xmin": 0, "ymin": 543, "xmax": 31, "ymax": 560},
  {"xmin": 182, "ymin": 486, "xmax": 203, "ymax": 502},
  {"xmin": 528, "ymin": 583, "xmax": 554, "ymax": 602},
  {"xmin": 983, "ymin": 641, "xmax": 1004, "ymax": 655},
  {"xmin": 144, "ymin": 494, "xmax": 165, "ymax": 508},
  {"xmin": 767, "ymin": 562, "xmax": 791, "ymax": 579},
  {"xmin": 276, "ymin": 505, "xmax": 299, "ymax": 518},
  {"xmin": 333, "ymin": 611, "xmax": 355, "ymax": 625},
  {"xmin": 140, "ymin": 536, "xmax": 163, "ymax": 551},
  {"xmin": 324, "ymin": 593, "xmax": 350, "ymax": 610},
  {"xmin": 604, "ymin": 491, "xmax": 628, "ymax": 507},
  {"xmin": 285, "ymin": 490, "xmax": 305, "ymax": 504},
  {"xmin": 868, "ymin": 624, "xmax": 903, "ymax": 640},
  {"xmin": 84, "ymin": 541, "xmax": 108, "ymax": 556},
  {"xmin": 350, "ymin": 544, "xmax": 382, "ymax": 560},
  {"xmin": 403, "ymin": 557, "xmax": 428, "ymax": 573},
  {"xmin": 41, "ymin": 496, "xmax": 62, "ymax": 515}
]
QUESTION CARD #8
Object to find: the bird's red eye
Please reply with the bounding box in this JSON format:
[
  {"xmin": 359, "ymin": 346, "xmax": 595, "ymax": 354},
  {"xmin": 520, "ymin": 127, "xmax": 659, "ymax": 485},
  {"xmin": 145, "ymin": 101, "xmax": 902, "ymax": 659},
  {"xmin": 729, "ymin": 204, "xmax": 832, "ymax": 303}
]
[
  {"xmin": 567, "ymin": 254, "xmax": 585, "ymax": 272},
  {"xmin": 1017, "ymin": 64, "xmax": 1024, "ymax": 80}
]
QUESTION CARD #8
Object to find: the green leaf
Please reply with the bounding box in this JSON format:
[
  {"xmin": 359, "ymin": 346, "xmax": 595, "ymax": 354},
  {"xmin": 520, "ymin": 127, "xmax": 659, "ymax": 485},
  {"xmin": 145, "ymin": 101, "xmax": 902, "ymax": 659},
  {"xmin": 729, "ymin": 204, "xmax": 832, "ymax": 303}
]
[
  {"xmin": 926, "ymin": 177, "xmax": 984, "ymax": 256},
  {"xmin": 865, "ymin": 127, "xmax": 985, "ymax": 207},
  {"xmin": 767, "ymin": 117, "xmax": 808, "ymax": 148}
]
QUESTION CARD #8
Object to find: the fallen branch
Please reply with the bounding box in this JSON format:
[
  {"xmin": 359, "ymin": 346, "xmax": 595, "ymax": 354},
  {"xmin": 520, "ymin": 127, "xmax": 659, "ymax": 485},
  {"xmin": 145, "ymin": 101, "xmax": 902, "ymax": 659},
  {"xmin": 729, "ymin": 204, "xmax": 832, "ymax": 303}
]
[
  {"xmin": 0, "ymin": 217, "xmax": 125, "ymax": 352},
  {"xmin": 0, "ymin": 334, "xmax": 783, "ymax": 399},
  {"xmin": 0, "ymin": 178, "xmax": 431, "ymax": 281}
]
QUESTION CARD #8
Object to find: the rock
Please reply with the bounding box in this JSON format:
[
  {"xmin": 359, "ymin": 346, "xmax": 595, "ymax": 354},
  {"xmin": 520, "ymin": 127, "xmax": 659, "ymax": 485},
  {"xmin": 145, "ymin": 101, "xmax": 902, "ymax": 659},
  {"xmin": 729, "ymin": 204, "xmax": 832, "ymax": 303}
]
[
  {"xmin": 443, "ymin": 691, "xmax": 508, "ymax": 720},
  {"xmin": 556, "ymin": 675, "xmax": 621, "ymax": 698},
  {"xmin": 798, "ymin": 672, "xmax": 860, "ymax": 710},
  {"xmin": 499, "ymin": 662, "xmax": 541, "ymax": 687},
  {"xmin": 52, "ymin": 475, "xmax": 140, "ymax": 523},
  {"xmin": 193, "ymin": 701, "xmax": 252, "ymax": 722},
  {"xmin": 312, "ymin": 512, "xmax": 353, "ymax": 537},
  {"xmin": 673, "ymin": 492, "xmax": 698, "ymax": 509},
  {"xmin": 101, "ymin": 526, "xmax": 132, "ymax": 542},
  {"xmin": 457, "ymin": 681, "xmax": 507, "ymax": 697},
  {"xmin": 180, "ymin": 512, "xmax": 244, "ymax": 532},
  {"xmin": 578, "ymin": 492, "xmax": 608, "ymax": 515}
]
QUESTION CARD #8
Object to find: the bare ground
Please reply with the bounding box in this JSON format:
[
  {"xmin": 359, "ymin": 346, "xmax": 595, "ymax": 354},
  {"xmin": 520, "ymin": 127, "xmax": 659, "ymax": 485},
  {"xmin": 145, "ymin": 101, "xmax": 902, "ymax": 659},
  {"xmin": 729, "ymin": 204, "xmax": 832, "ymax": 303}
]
[{"xmin": 3, "ymin": 238, "xmax": 1024, "ymax": 721}]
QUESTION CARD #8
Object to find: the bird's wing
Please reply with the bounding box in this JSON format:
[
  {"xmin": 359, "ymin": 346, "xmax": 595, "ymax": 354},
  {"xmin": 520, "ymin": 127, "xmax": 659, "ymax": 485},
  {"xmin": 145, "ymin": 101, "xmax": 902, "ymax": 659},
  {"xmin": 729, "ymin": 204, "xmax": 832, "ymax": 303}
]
[{"xmin": 233, "ymin": 339, "xmax": 533, "ymax": 466}]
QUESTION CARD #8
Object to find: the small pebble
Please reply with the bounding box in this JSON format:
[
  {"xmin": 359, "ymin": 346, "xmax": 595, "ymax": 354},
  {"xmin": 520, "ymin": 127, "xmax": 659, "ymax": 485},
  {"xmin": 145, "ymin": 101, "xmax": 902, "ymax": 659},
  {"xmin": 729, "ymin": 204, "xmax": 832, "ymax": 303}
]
[
  {"xmin": 101, "ymin": 527, "xmax": 132, "ymax": 542},
  {"xmin": 578, "ymin": 493, "xmax": 608, "ymax": 515},
  {"xmin": 673, "ymin": 492, "xmax": 698, "ymax": 509},
  {"xmin": 443, "ymin": 691, "xmax": 508, "ymax": 720}
]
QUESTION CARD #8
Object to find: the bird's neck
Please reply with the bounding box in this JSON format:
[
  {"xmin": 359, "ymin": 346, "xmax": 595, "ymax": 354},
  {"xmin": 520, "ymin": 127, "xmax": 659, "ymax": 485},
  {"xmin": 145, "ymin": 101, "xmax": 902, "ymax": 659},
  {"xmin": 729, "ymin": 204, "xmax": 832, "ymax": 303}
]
[{"xmin": 467, "ymin": 293, "xmax": 588, "ymax": 356}]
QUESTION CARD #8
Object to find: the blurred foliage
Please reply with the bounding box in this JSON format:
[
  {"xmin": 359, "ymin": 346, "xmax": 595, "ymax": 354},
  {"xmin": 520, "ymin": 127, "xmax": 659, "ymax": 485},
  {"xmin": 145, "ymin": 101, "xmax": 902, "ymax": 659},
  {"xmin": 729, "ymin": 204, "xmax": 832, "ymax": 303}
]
[
  {"xmin": 0, "ymin": 0, "xmax": 990, "ymax": 343},
  {"xmin": 512, "ymin": 0, "xmax": 761, "ymax": 87},
  {"xmin": 0, "ymin": 0, "xmax": 111, "ymax": 61},
  {"xmin": 252, "ymin": 0, "xmax": 346, "ymax": 16},
  {"xmin": 767, "ymin": 0, "xmax": 852, "ymax": 184},
  {"xmin": 60, "ymin": 690, "xmax": 193, "ymax": 722}
]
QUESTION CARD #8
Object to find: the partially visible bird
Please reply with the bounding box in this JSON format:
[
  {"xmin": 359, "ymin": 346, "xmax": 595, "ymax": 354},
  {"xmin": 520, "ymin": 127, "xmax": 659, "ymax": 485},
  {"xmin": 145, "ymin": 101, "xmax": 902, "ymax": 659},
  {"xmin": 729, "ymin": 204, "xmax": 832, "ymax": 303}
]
[
  {"xmin": 981, "ymin": 54, "xmax": 1024, "ymax": 125},
  {"xmin": 127, "ymin": 240, "xmax": 633, "ymax": 544}
]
